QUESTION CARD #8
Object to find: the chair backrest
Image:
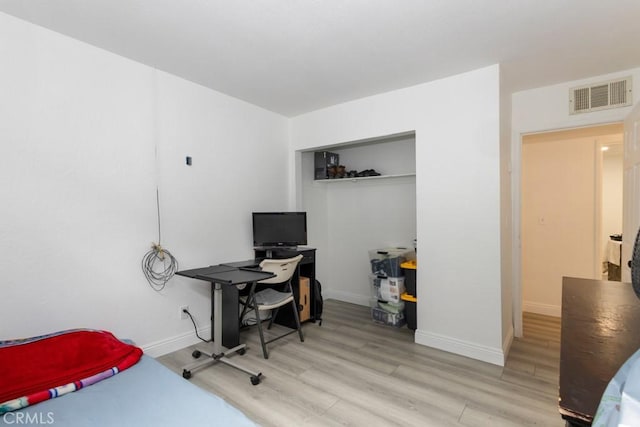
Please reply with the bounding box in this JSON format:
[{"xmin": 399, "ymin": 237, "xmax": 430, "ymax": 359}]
[{"xmin": 258, "ymin": 255, "xmax": 303, "ymax": 285}]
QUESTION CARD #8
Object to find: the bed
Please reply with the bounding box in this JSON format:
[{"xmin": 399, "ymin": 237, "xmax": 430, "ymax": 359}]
[{"xmin": 0, "ymin": 330, "xmax": 256, "ymax": 426}]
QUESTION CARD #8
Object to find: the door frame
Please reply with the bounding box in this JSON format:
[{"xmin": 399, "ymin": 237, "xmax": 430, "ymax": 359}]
[
  {"xmin": 511, "ymin": 121, "xmax": 624, "ymax": 337},
  {"xmin": 622, "ymin": 102, "xmax": 640, "ymax": 282}
]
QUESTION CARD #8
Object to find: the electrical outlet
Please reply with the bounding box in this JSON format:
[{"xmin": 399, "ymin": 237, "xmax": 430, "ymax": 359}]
[{"xmin": 180, "ymin": 305, "xmax": 189, "ymax": 320}]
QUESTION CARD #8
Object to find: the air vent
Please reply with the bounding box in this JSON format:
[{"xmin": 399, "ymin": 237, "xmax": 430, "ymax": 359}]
[{"xmin": 569, "ymin": 76, "xmax": 632, "ymax": 114}]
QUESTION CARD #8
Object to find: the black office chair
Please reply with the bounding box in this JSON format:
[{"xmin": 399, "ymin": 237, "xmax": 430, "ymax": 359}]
[{"xmin": 240, "ymin": 255, "xmax": 304, "ymax": 359}]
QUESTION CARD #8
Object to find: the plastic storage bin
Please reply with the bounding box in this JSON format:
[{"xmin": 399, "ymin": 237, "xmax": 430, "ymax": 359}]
[
  {"xmin": 369, "ymin": 247, "xmax": 414, "ymax": 277},
  {"xmin": 401, "ymin": 260, "xmax": 417, "ymax": 296},
  {"xmin": 371, "ymin": 275, "xmax": 406, "ymax": 303},
  {"xmin": 371, "ymin": 275, "xmax": 381, "ymax": 301},
  {"xmin": 380, "ymin": 276, "xmax": 405, "ymax": 302},
  {"xmin": 401, "ymin": 293, "xmax": 417, "ymax": 330},
  {"xmin": 371, "ymin": 305, "xmax": 406, "ymax": 327}
]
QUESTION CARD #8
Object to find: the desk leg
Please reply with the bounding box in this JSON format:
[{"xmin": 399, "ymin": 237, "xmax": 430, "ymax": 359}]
[
  {"xmin": 182, "ymin": 282, "xmax": 262, "ymax": 385},
  {"xmin": 221, "ymin": 283, "xmax": 240, "ymax": 348},
  {"xmin": 212, "ymin": 281, "xmax": 223, "ymax": 353}
]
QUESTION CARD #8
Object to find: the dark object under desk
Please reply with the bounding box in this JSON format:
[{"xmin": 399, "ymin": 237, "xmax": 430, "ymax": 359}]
[{"xmin": 559, "ymin": 277, "xmax": 640, "ymax": 425}]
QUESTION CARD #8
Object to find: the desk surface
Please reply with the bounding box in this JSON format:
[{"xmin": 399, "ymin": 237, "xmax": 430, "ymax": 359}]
[
  {"xmin": 559, "ymin": 277, "xmax": 640, "ymax": 425},
  {"xmin": 177, "ymin": 265, "xmax": 235, "ymax": 278},
  {"xmin": 177, "ymin": 265, "xmax": 274, "ymax": 284}
]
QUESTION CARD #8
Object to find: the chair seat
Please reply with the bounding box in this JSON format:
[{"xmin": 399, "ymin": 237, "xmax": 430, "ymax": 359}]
[{"xmin": 254, "ymin": 288, "xmax": 294, "ymax": 309}]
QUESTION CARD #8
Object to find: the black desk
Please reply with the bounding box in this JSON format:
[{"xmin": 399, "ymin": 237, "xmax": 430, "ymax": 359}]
[
  {"xmin": 559, "ymin": 277, "xmax": 640, "ymax": 425},
  {"xmin": 254, "ymin": 247, "xmax": 317, "ymax": 326},
  {"xmin": 177, "ymin": 264, "xmax": 275, "ymax": 385},
  {"xmin": 221, "ymin": 259, "xmax": 261, "ymax": 269}
]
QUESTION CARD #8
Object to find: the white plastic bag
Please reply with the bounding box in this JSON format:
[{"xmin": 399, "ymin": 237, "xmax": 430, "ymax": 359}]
[{"xmin": 593, "ymin": 348, "xmax": 640, "ymax": 426}]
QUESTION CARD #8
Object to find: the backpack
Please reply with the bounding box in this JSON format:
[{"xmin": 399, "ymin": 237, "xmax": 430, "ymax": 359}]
[{"xmin": 314, "ymin": 279, "xmax": 323, "ymax": 326}]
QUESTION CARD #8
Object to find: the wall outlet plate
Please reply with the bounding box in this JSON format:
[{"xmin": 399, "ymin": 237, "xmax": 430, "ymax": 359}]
[{"xmin": 180, "ymin": 305, "xmax": 189, "ymax": 319}]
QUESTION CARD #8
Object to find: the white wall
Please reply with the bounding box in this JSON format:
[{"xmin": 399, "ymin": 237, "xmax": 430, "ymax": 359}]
[
  {"xmin": 521, "ymin": 133, "xmax": 598, "ymax": 316},
  {"xmin": 512, "ymin": 68, "xmax": 640, "ymax": 328},
  {"xmin": 512, "ymin": 68, "xmax": 640, "ymax": 134},
  {"xmin": 291, "ymin": 65, "xmax": 506, "ymax": 365},
  {"xmin": 0, "ymin": 13, "xmax": 289, "ymax": 356}
]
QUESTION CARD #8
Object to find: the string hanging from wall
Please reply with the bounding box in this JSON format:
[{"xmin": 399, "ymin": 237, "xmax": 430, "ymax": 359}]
[{"xmin": 141, "ymin": 188, "xmax": 178, "ymax": 291}]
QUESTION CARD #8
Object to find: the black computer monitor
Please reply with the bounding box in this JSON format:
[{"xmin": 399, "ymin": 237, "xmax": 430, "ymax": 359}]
[{"xmin": 252, "ymin": 212, "xmax": 307, "ymax": 248}]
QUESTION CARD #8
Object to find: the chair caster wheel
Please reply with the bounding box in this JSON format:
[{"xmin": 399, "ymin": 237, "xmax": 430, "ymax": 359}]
[
  {"xmin": 182, "ymin": 370, "xmax": 192, "ymax": 379},
  {"xmin": 238, "ymin": 348, "xmax": 246, "ymax": 355},
  {"xmin": 250, "ymin": 375, "xmax": 261, "ymax": 385},
  {"xmin": 192, "ymin": 350, "xmax": 201, "ymax": 358}
]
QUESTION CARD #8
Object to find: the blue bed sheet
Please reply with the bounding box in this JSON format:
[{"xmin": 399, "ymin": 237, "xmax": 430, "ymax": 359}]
[{"xmin": 0, "ymin": 355, "xmax": 256, "ymax": 427}]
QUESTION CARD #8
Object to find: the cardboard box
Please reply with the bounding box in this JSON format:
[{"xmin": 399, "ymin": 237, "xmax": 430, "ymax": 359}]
[{"xmin": 299, "ymin": 276, "xmax": 311, "ymax": 322}]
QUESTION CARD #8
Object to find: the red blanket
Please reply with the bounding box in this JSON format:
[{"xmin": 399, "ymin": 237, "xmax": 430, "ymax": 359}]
[{"xmin": 0, "ymin": 329, "xmax": 142, "ymax": 405}]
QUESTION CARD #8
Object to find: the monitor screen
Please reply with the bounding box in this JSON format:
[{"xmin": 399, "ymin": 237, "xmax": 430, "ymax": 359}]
[{"xmin": 252, "ymin": 212, "xmax": 307, "ymax": 248}]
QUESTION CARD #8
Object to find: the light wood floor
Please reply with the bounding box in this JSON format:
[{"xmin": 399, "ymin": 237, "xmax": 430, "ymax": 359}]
[{"xmin": 157, "ymin": 301, "xmax": 562, "ymax": 426}]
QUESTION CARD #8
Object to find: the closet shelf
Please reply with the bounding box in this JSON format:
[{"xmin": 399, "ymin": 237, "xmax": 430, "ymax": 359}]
[{"xmin": 315, "ymin": 173, "xmax": 415, "ymax": 183}]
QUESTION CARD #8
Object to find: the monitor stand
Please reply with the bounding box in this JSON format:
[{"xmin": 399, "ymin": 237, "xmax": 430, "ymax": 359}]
[{"xmin": 254, "ymin": 246, "xmax": 298, "ymax": 258}]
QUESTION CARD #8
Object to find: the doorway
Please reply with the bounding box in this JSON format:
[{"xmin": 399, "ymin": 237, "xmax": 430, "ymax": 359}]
[
  {"xmin": 520, "ymin": 124, "xmax": 623, "ymax": 318},
  {"xmin": 601, "ymin": 141, "xmax": 624, "ymax": 280}
]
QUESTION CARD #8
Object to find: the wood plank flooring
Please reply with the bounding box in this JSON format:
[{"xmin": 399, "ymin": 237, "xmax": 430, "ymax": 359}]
[{"xmin": 157, "ymin": 301, "xmax": 563, "ymax": 426}]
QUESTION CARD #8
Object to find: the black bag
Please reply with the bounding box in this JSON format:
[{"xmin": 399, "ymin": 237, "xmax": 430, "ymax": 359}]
[{"xmin": 314, "ymin": 279, "xmax": 323, "ymax": 326}]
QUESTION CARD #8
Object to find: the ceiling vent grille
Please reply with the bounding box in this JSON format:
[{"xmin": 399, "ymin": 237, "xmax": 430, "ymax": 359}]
[{"xmin": 569, "ymin": 76, "xmax": 632, "ymax": 114}]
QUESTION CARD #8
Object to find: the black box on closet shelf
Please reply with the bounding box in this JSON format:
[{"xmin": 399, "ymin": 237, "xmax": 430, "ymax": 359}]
[{"xmin": 314, "ymin": 151, "xmax": 339, "ymax": 180}]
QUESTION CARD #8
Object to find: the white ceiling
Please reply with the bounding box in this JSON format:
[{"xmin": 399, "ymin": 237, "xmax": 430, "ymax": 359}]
[{"xmin": 1, "ymin": 0, "xmax": 639, "ymax": 117}]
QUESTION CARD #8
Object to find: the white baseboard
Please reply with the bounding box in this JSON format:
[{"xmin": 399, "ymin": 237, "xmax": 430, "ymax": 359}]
[
  {"xmin": 324, "ymin": 289, "xmax": 370, "ymax": 307},
  {"xmin": 523, "ymin": 301, "xmax": 561, "ymax": 317},
  {"xmin": 141, "ymin": 326, "xmax": 211, "ymax": 358},
  {"xmin": 414, "ymin": 329, "xmax": 506, "ymax": 366},
  {"xmin": 502, "ymin": 322, "xmax": 514, "ymax": 358}
]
